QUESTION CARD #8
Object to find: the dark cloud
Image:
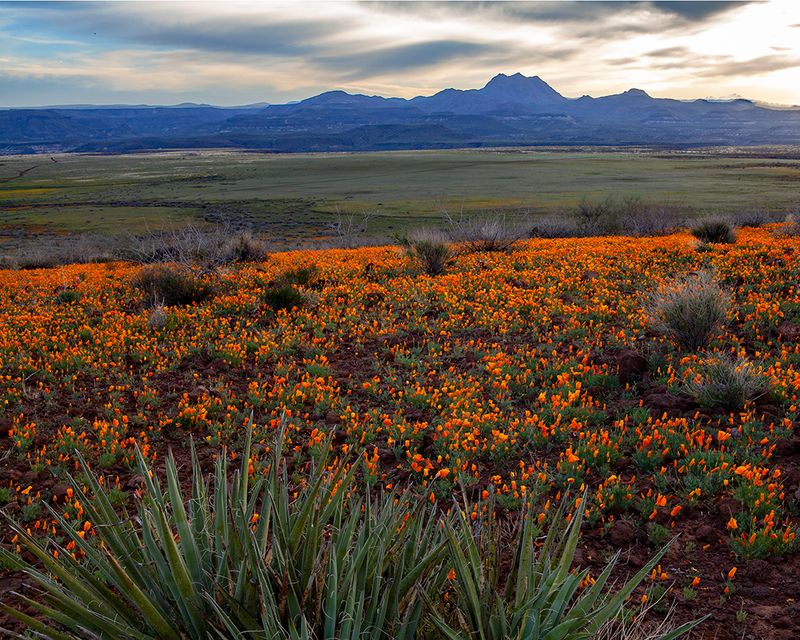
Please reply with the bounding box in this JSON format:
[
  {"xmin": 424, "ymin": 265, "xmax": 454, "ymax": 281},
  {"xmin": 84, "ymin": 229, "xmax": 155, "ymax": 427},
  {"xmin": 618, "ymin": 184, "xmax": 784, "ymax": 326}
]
[
  {"xmin": 650, "ymin": 1, "xmax": 752, "ymax": 20},
  {"xmin": 322, "ymin": 40, "xmax": 500, "ymax": 78},
  {"xmin": 693, "ymin": 53, "xmax": 800, "ymax": 77},
  {"xmin": 645, "ymin": 46, "xmax": 690, "ymax": 58},
  {"xmin": 1, "ymin": 2, "xmax": 341, "ymax": 57}
]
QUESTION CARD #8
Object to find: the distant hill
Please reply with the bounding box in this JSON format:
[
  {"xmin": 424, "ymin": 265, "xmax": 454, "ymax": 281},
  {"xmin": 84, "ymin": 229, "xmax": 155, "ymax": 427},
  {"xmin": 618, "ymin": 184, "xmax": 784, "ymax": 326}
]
[{"xmin": 3, "ymin": 73, "xmax": 800, "ymax": 154}]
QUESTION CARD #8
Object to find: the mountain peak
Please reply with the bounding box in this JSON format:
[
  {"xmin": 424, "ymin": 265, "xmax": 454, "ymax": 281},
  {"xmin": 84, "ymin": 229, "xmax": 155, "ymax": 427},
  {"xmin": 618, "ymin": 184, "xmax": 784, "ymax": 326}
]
[{"xmin": 481, "ymin": 73, "xmax": 565, "ymax": 104}]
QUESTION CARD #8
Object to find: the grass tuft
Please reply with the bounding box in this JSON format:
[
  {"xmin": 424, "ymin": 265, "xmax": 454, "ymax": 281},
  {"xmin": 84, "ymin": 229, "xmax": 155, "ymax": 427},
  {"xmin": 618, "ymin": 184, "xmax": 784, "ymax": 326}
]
[
  {"xmin": 648, "ymin": 270, "xmax": 730, "ymax": 351},
  {"xmin": 685, "ymin": 354, "xmax": 770, "ymax": 410}
]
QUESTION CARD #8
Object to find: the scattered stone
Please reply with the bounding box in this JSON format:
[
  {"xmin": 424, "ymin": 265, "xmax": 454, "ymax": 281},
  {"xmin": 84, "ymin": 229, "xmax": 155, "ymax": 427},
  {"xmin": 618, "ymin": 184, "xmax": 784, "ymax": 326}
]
[
  {"xmin": 616, "ymin": 349, "xmax": 648, "ymax": 384},
  {"xmin": 643, "ymin": 390, "xmax": 695, "ymax": 415},
  {"xmin": 51, "ymin": 484, "xmax": 70, "ymax": 500},
  {"xmin": 581, "ymin": 270, "xmax": 600, "ymax": 282},
  {"xmin": 696, "ymin": 524, "xmax": 717, "ymax": 544},
  {"xmin": 777, "ymin": 322, "xmax": 800, "ymax": 341},
  {"xmin": 608, "ymin": 519, "xmax": 637, "ymax": 547}
]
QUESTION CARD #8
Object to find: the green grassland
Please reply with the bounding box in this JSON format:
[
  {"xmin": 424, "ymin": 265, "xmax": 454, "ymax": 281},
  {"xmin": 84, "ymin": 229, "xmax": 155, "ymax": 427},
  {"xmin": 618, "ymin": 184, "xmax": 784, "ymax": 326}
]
[{"xmin": 1, "ymin": 147, "xmax": 800, "ymax": 245}]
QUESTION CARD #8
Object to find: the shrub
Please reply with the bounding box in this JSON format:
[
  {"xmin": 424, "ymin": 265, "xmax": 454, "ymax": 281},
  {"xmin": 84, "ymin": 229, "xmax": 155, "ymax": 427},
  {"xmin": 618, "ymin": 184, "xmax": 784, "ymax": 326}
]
[
  {"xmin": 774, "ymin": 214, "xmax": 800, "ymax": 237},
  {"xmin": 133, "ymin": 265, "xmax": 213, "ymax": 307},
  {"xmin": 219, "ymin": 231, "xmax": 270, "ymax": 264},
  {"xmin": 446, "ymin": 212, "xmax": 524, "ymax": 252},
  {"xmin": 685, "ymin": 354, "xmax": 770, "ymax": 410},
  {"xmin": 147, "ymin": 303, "xmax": 169, "ymax": 330},
  {"xmin": 54, "ymin": 289, "xmax": 81, "ymax": 305},
  {"xmin": 404, "ymin": 229, "xmax": 451, "ymax": 276},
  {"xmin": 278, "ymin": 264, "xmax": 321, "ymax": 287},
  {"xmin": 263, "ymin": 284, "xmax": 305, "ymax": 311},
  {"xmin": 691, "ymin": 219, "xmax": 736, "ymax": 244},
  {"xmin": 529, "ymin": 217, "xmax": 590, "ymax": 239},
  {"xmin": 648, "ymin": 270, "xmax": 730, "ymax": 351},
  {"xmin": 126, "ymin": 226, "xmax": 269, "ymax": 270}
]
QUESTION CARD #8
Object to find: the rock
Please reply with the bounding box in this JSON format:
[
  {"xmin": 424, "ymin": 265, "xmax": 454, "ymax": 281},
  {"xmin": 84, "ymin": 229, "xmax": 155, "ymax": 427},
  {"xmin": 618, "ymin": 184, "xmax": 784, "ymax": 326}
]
[
  {"xmin": 581, "ymin": 270, "xmax": 600, "ymax": 282},
  {"xmin": 124, "ymin": 475, "xmax": 146, "ymax": 491},
  {"xmin": 696, "ymin": 524, "xmax": 717, "ymax": 544},
  {"xmin": 608, "ymin": 520, "xmax": 637, "ymax": 547},
  {"xmin": 51, "ymin": 484, "xmax": 70, "ymax": 501},
  {"xmin": 616, "ymin": 349, "xmax": 648, "ymax": 384},
  {"xmin": 780, "ymin": 465, "xmax": 800, "ymax": 490},
  {"xmin": 777, "ymin": 322, "xmax": 800, "ymax": 341},
  {"xmin": 644, "ymin": 391, "xmax": 695, "ymax": 415},
  {"xmin": 742, "ymin": 559, "xmax": 772, "ymax": 579}
]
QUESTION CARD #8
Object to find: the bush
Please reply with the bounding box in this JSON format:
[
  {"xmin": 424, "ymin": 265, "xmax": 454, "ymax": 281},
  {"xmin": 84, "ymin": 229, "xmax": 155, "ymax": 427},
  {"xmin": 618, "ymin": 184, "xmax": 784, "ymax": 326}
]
[
  {"xmin": 446, "ymin": 212, "xmax": 524, "ymax": 252},
  {"xmin": 54, "ymin": 289, "xmax": 81, "ymax": 305},
  {"xmin": 529, "ymin": 217, "xmax": 590, "ymax": 239},
  {"xmin": 263, "ymin": 284, "xmax": 305, "ymax": 311},
  {"xmin": 126, "ymin": 226, "xmax": 269, "ymax": 270},
  {"xmin": 278, "ymin": 264, "xmax": 321, "ymax": 287},
  {"xmin": 685, "ymin": 354, "xmax": 770, "ymax": 410},
  {"xmin": 573, "ymin": 196, "xmax": 687, "ymax": 237},
  {"xmin": 133, "ymin": 265, "xmax": 213, "ymax": 307},
  {"xmin": 691, "ymin": 219, "xmax": 736, "ymax": 244},
  {"xmin": 1, "ymin": 428, "xmax": 701, "ymax": 640},
  {"xmin": 648, "ymin": 270, "xmax": 730, "ymax": 351},
  {"xmin": 774, "ymin": 214, "xmax": 800, "ymax": 237},
  {"xmin": 404, "ymin": 229, "xmax": 451, "ymax": 276},
  {"xmin": 219, "ymin": 231, "xmax": 270, "ymax": 264}
]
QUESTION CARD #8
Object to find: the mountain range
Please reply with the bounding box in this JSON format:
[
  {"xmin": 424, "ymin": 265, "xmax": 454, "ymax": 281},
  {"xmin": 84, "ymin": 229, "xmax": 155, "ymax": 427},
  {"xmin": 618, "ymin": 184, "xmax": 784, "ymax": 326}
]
[{"xmin": 3, "ymin": 73, "xmax": 800, "ymax": 154}]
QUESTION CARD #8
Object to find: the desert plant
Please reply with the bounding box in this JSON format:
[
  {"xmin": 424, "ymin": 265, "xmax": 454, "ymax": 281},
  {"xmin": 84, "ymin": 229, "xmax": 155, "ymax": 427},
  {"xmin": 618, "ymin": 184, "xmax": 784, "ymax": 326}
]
[
  {"xmin": 263, "ymin": 284, "xmax": 306, "ymax": 311},
  {"xmin": 430, "ymin": 493, "xmax": 702, "ymax": 640},
  {"xmin": 54, "ymin": 289, "xmax": 81, "ymax": 305},
  {"xmin": 133, "ymin": 265, "xmax": 213, "ymax": 307},
  {"xmin": 0, "ymin": 425, "xmax": 447, "ymax": 640},
  {"xmin": 278, "ymin": 264, "xmax": 321, "ymax": 288},
  {"xmin": 405, "ymin": 229, "xmax": 452, "ymax": 276},
  {"xmin": 528, "ymin": 217, "xmax": 590, "ymax": 239},
  {"xmin": 685, "ymin": 354, "xmax": 770, "ymax": 410},
  {"xmin": 327, "ymin": 210, "xmax": 374, "ymax": 248},
  {"xmin": 445, "ymin": 212, "xmax": 524, "ymax": 252},
  {"xmin": 647, "ymin": 270, "xmax": 730, "ymax": 351},
  {"xmin": 147, "ymin": 303, "xmax": 169, "ymax": 330},
  {"xmin": 691, "ymin": 219, "xmax": 736, "ymax": 244},
  {"xmin": 219, "ymin": 231, "xmax": 270, "ymax": 264},
  {"xmin": 774, "ymin": 213, "xmax": 800, "ymax": 237}
]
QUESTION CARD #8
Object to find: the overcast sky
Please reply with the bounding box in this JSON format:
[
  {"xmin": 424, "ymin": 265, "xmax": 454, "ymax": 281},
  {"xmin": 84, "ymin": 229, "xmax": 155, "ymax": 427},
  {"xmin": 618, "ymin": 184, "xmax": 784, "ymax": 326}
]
[{"xmin": 1, "ymin": 1, "xmax": 799, "ymax": 107}]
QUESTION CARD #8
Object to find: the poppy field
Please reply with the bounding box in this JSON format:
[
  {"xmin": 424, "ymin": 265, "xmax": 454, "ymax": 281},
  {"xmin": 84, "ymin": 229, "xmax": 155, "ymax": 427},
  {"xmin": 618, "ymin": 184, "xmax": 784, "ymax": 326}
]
[{"xmin": 1, "ymin": 225, "xmax": 800, "ymax": 638}]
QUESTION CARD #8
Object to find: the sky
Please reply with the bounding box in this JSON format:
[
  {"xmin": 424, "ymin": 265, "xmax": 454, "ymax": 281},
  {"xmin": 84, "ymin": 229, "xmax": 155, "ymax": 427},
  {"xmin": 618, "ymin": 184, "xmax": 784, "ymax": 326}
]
[{"xmin": 1, "ymin": 0, "xmax": 800, "ymax": 107}]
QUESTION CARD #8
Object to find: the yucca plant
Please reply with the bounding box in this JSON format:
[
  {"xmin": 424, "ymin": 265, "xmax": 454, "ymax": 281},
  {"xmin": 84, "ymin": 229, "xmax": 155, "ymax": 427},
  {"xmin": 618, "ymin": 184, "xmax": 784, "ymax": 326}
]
[
  {"xmin": 429, "ymin": 493, "xmax": 703, "ymax": 640},
  {"xmin": 0, "ymin": 424, "xmax": 446, "ymax": 640}
]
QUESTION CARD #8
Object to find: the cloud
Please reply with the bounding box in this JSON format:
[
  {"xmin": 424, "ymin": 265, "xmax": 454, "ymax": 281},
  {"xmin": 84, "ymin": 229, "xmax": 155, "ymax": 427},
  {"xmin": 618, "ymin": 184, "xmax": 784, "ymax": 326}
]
[
  {"xmin": 650, "ymin": 1, "xmax": 752, "ymax": 21},
  {"xmin": 693, "ymin": 53, "xmax": 800, "ymax": 77},
  {"xmin": 0, "ymin": 0, "xmax": 799, "ymax": 106},
  {"xmin": 321, "ymin": 40, "xmax": 502, "ymax": 78}
]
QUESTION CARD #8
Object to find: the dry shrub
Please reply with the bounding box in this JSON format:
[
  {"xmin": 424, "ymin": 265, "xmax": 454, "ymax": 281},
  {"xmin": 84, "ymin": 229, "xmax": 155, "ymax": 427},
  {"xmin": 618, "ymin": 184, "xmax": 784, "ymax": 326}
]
[
  {"xmin": 773, "ymin": 213, "xmax": 800, "ymax": 237},
  {"xmin": 133, "ymin": 265, "xmax": 213, "ymax": 307},
  {"xmin": 446, "ymin": 212, "xmax": 525, "ymax": 252},
  {"xmin": 127, "ymin": 226, "xmax": 269, "ymax": 270},
  {"xmin": 648, "ymin": 270, "xmax": 730, "ymax": 351}
]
